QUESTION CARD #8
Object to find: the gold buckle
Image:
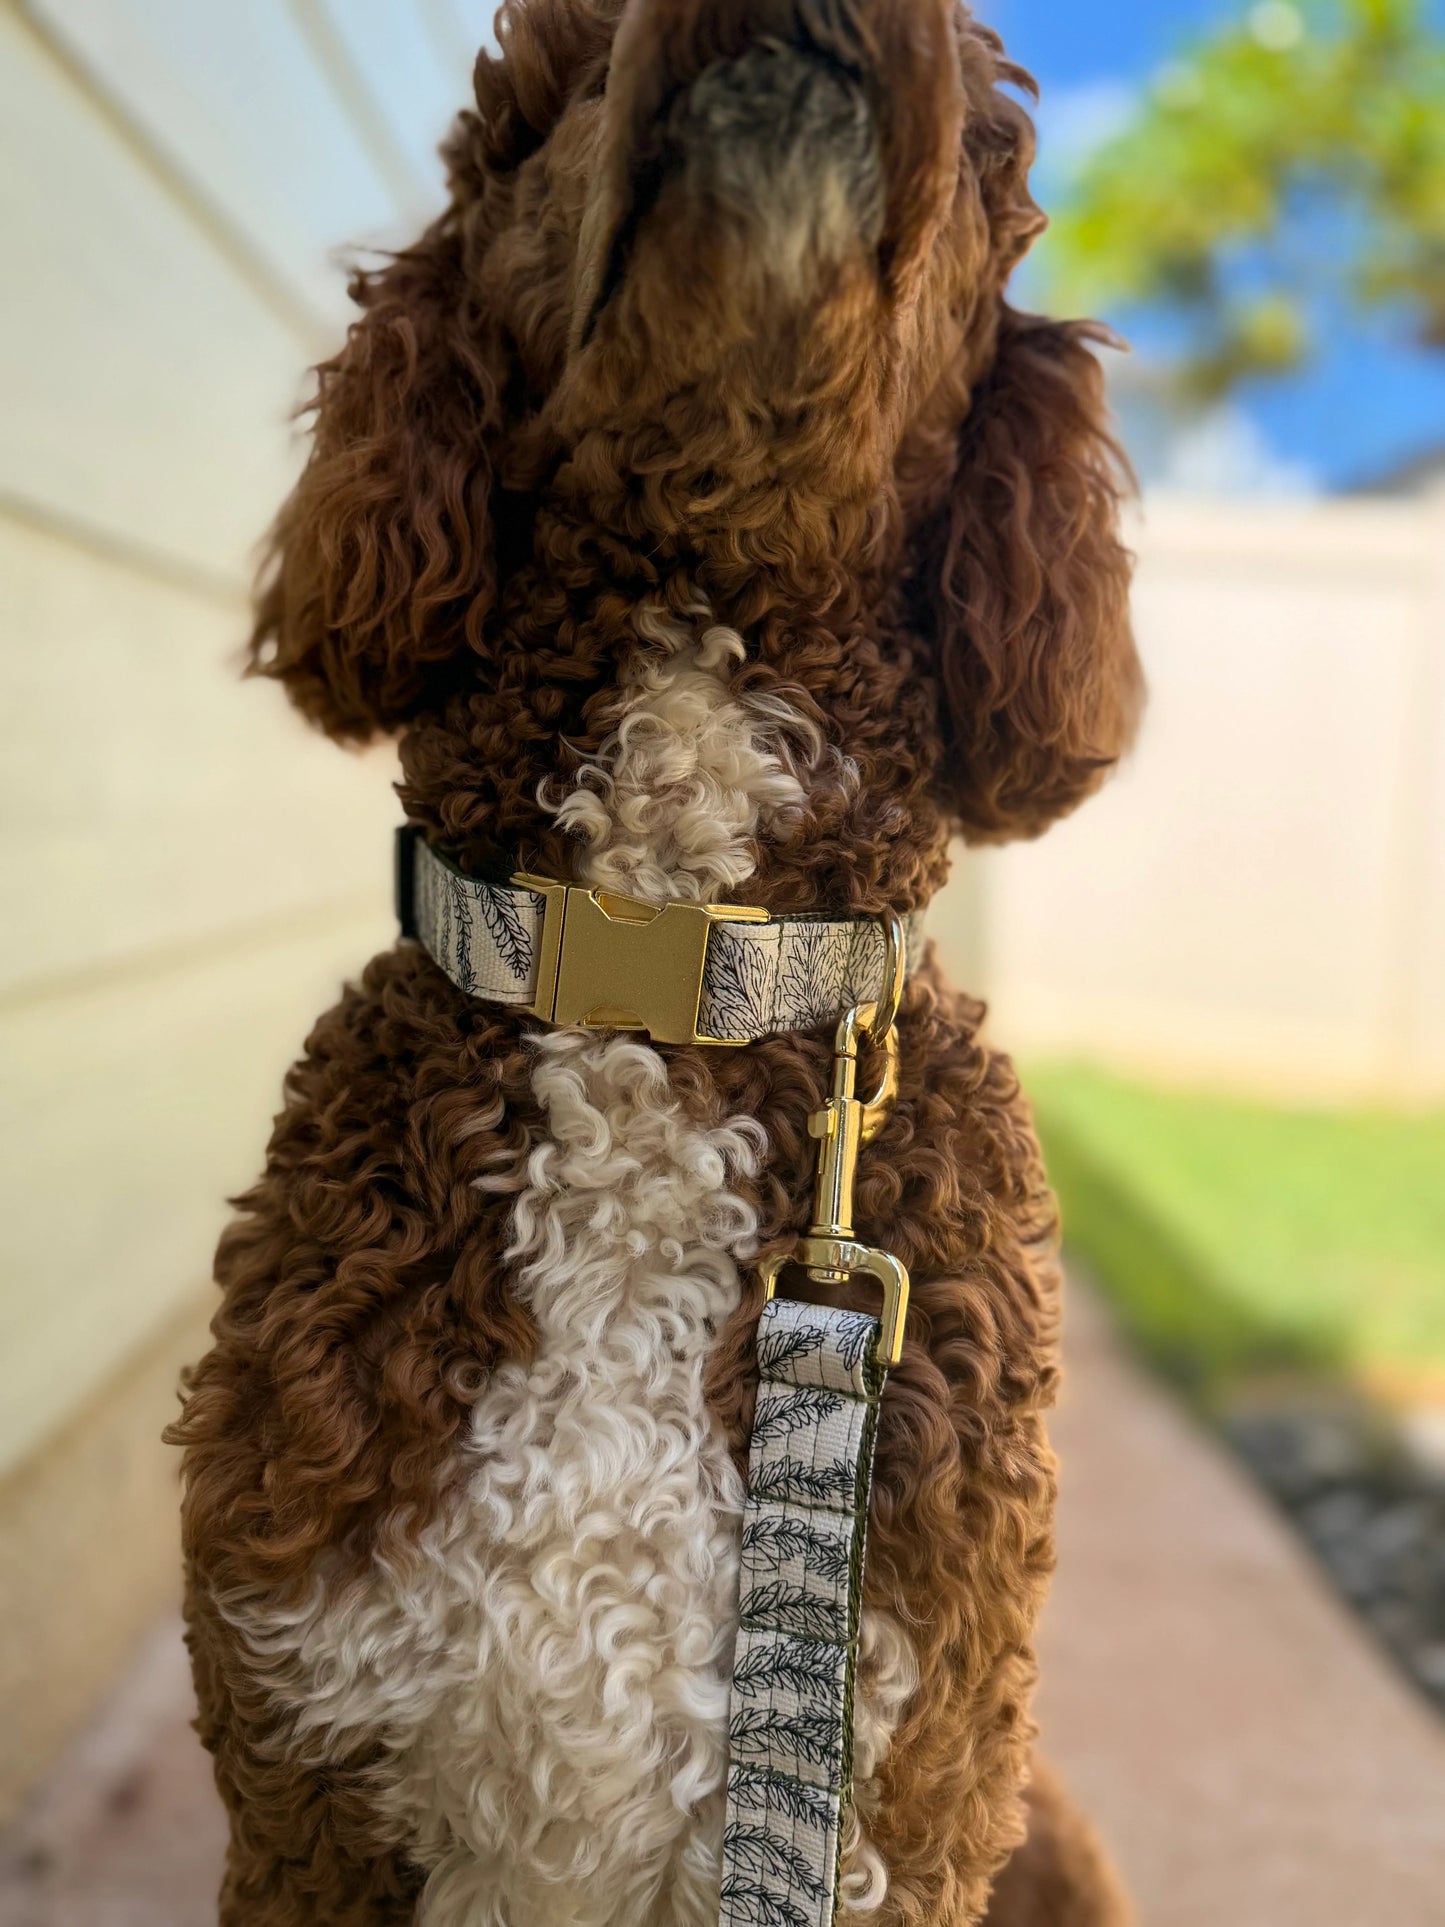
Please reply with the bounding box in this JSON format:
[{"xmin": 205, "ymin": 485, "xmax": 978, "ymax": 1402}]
[{"xmin": 513, "ymin": 876, "xmax": 768, "ymax": 1047}]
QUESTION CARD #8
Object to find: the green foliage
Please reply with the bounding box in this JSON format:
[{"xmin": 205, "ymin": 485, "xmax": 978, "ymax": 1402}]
[
  {"xmin": 1046, "ymin": 0, "xmax": 1445, "ymax": 399},
  {"xmin": 1028, "ymin": 1061, "xmax": 1445, "ymax": 1395}
]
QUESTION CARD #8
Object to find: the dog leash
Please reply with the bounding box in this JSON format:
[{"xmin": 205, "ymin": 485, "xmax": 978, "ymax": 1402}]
[
  {"xmin": 395, "ymin": 828, "xmax": 912, "ymax": 1926},
  {"xmin": 720, "ymin": 922, "xmax": 909, "ymax": 1927}
]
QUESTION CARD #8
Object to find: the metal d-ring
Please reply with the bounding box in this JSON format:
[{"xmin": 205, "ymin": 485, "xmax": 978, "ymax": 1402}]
[{"xmin": 864, "ymin": 908, "xmax": 906, "ymax": 1047}]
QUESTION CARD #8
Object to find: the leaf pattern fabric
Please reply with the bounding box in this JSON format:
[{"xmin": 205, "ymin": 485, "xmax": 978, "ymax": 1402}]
[
  {"xmin": 719, "ymin": 1298, "xmax": 888, "ymax": 1927},
  {"xmin": 401, "ymin": 831, "xmax": 915, "ymax": 1926},
  {"xmin": 479, "ymin": 884, "xmax": 535, "ymax": 983},
  {"xmin": 412, "ymin": 839, "xmax": 542, "ymax": 1004},
  {"xmin": 700, "ymin": 913, "xmax": 925, "ymax": 1042},
  {"xmin": 405, "ymin": 834, "xmax": 925, "ymax": 1040}
]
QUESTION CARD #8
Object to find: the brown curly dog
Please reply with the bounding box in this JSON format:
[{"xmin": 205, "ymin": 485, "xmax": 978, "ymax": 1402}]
[{"xmin": 169, "ymin": 3, "xmax": 1142, "ymax": 1923}]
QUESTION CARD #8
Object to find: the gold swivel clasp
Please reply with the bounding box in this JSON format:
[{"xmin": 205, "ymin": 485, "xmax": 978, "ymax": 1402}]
[{"xmin": 758, "ymin": 910, "xmax": 911, "ymax": 1366}]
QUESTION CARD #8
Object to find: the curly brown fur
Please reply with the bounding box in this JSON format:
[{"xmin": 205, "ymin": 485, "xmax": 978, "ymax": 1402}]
[
  {"xmin": 174, "ymin": 4, "xmax": 1140, "ymax": 1923},
  {"xmin": 178, "ymin": 956, "xmax": 1057, "ymax": 1923},
  {"xmin": 983, "ymin": 1761, "xmax": 1134, "ymax": 1927}
]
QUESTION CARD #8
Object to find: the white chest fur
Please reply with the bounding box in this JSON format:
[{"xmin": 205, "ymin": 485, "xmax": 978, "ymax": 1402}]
[{"xmin": 231, "ymin": 610, "xmax": 912, "ymax": 1925}]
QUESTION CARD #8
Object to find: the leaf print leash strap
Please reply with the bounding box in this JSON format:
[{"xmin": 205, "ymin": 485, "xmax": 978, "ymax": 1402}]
[
  {"xmin": 396, "ymin": 827, "xmax": 924, "ymax": 1043},
  {"xmin": 720, "ymin": 1299, "xmax": 892, "ymax": 1927},
  {"xmin": 723, "ymin": 946, "xmax": 910, "ymax": 1927}
]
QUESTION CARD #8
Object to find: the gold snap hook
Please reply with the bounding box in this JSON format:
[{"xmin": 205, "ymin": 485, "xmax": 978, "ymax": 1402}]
[{"xmin": 757, "ymin": 905, "xmax": 912, "ymax": 1366}]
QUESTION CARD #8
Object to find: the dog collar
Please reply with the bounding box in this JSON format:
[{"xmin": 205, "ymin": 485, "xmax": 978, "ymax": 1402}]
[{"xmin": 395, "ymin": 825, "xmax": 924, "ymax": 1047}]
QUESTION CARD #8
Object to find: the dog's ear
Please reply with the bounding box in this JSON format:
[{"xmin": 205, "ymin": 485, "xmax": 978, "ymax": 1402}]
[
  {"xmin": 249, "ymin": 166, "xmax": 509, "ymax": 742},
  {"xmin": 911, "ymin": 17, "xmax": 1143, "ymax": 841},
  {"xmin": 921, "ymin": 304, "xmax": 1143, "ymax": 843}
]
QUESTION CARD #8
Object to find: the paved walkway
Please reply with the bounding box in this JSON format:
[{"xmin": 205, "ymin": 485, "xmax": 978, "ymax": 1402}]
[
  {"xmin": 2, "ymin": 1283, "xmax": 1443, "ymax": 1926},
  {"xmin": 1038, "ymin": 1284, "xmax": 1445, "ymax": 1926},
  {"xmin": 0, "ymin": 1618, "xmax": 221, "ymax": 1927}
]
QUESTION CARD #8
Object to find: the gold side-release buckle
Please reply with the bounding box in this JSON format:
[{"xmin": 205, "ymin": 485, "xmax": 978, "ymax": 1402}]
[
  {"xmin": 759, "ymin": 911, "xmax": 911, "ymax": 1366},
  {"xmin": 513, "ymin": 875, "xmax": 769, "ymax": 1048}
]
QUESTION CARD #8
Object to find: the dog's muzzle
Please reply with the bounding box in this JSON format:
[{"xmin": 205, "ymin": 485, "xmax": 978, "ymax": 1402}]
[{"xmin": 670, "ymin": 42, "xmax": 884, "ymax": 254}]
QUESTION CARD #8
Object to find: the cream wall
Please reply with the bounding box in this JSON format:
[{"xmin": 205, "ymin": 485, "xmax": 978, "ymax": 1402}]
[
  {"xmin": 933, "ymin": 496, "xmax": 1445, "ymax": 1105},
  {"xmin": 0, "ymin": 0, "xmax": 496, "ymax": 1814},
  {"xmin": 0, "ymin": 0, "xmax": 497, "ymax": 1478}
]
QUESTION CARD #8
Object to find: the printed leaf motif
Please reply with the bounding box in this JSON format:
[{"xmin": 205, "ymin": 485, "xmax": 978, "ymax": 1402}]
[
  {"xmin": 728, "ymin": 1767, "xmax": 834, "ymax": 1828},
  {"xmin": 742, "ymin": 1513, "xmax": 820, "ymax": 1564},
  {"xmin": 748, "ymin": 1456, "xmax": 857, "ymax": 1508},
  {"xmin": 777, "ymin": 920, "xmax": 848, "ymax": 1031},
  {"xmin": 756, "ymin": 1318, "xmax": 821, "ymax": 1379},
  {"xmin": 734, "ymin": 1637, "xmax": 842, "ymax": 1702},
  {"xmin": 479, "ymin": 885, "xmax": 534, "ymax": 983},
  {"xmin": 741, "ymin": 1513, "xmax": 849, "ymax": 1588},
  {"xmin": 837, "ymin": 1316, "xmax": 876, "ymax": 1377},
  {"xmin": 448, "ymin": 878, "xmax": 476, "ymax": 993},
  {"xmin": 725, "ymin": 1295, "xmax": 885, "ymax": 1925},
  {"xmin": 809, "ymin": 1535, "xmax": 853, "ymax": 1589},
  {"xmin": 839, "ymin": 922, "xmax": 883, "ymax": 1009},
  {"xmin": 750, "ymin": 1388, "xmax": 840, "ymax": 1445},
  {"xmin": 722, "ymin": 1823, "xmax": 826, "ymax": 1898},
  {"xmin": 719, "ymin": 1881, "xmax": 813, "ymax": 1927},
  {"xmin": 703, "ymin": 929, "xmax": 777, "ymax": 1040},
  {"xmin": 740, "ymin": 1580, "xmax": 846, "ymax": 1640},
  {"xmin": 731, "ymin": 1704, "xmax": 842, "ymax": 1771}
]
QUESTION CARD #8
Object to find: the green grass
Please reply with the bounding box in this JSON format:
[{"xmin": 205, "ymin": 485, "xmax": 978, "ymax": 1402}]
[{"xmin": 1027, "ymin": 1063, "xmax": 1445, "ymax": 1400}]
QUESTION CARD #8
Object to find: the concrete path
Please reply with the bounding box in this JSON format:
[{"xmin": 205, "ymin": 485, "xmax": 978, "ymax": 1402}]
[
  {"xmin": 1038, "ymin": 1284, "xmax": 1445, "ymax": 1926},
  {"xmin": 0, "ymin": 1618, "xmax": 222, "ymax": 1927},
  {"xmin": 2, "ymin": 1282, "xmax": 1442, "ymax": 1926}
]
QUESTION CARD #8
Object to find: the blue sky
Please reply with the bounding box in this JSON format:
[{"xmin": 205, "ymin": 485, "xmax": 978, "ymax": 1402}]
[{"xmin": 983, "ymin": 0, "xmax": 1445, "ymax": 492}]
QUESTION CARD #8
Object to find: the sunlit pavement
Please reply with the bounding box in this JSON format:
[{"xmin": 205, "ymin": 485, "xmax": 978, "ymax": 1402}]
[
  {"xmin": 1039, "ymin": 1280, "xmax": 1445, "ymax": 1926},
  {"xmin": 2, "ymin": 1279, "xmax": 1443, "ymax": 1927}
]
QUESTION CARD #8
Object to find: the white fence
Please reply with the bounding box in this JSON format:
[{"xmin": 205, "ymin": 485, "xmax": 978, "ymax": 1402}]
[{"xmin": 932, "ymin": 496, "xmax": 1445, "ymax": 1106}]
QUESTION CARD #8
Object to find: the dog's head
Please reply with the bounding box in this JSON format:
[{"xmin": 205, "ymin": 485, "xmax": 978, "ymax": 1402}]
[{"xmin": 254, "ymin": 0, "xmax": 1140, "ymax": 844}]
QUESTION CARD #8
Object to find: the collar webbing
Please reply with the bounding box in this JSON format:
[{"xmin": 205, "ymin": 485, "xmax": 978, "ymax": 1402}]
[{"xmin": 395, "ymin": 826, "xmax": 924, "ymax": 1047}]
